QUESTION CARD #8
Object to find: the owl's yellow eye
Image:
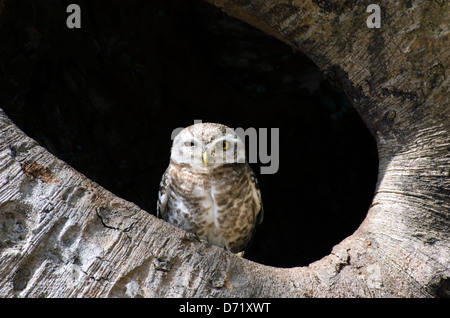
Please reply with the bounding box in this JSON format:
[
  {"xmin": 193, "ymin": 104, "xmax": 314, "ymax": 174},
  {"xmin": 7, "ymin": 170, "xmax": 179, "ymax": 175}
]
[
  {"xmin": 185, "ymin": 141, "xmax": 195, "ymax": 147},
  {"xmin": 222, "ymin": 141, "xmax": 229, "ymax": 150}
]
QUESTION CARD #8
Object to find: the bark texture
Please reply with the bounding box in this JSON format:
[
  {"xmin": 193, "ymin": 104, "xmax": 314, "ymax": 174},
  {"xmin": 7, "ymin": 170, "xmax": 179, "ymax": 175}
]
[{"xmin": 0, "ymin": 0, "xmax": 449, "ymax": 297}]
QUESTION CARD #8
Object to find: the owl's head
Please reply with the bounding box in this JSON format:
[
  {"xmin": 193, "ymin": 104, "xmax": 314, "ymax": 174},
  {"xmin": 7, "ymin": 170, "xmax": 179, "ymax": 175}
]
[{"xmin": 170, "ymin": 123, "xmax": 246, "ymax": 170}]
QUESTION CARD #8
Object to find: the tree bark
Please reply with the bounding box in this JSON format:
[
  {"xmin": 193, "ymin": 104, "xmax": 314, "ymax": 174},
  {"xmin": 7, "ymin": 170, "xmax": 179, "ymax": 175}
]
[{"xmin": 0, "ymin": 0, "xmax": 449, "ymax": 297}]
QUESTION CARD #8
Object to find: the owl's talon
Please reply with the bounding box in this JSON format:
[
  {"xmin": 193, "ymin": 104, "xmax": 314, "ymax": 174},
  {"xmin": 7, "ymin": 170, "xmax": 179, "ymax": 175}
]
[
  {"xmin": 197, "ymin": 235, "xmax": 211, "ymax": 247},
  {"xmin": 235, "ymin": 251, "xmax": 245, "ymax": 257},
  {"xmin": 184, "ymin": 232, "xmax": 201, "ymax": 243},
  {"xmin": 188, "ymin": 232, "xmax": 212, "ymax": 248}
]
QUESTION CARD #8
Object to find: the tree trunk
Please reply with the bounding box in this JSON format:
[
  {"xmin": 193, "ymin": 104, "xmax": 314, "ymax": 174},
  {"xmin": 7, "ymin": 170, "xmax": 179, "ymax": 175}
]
[{"xmin": 0, "ymin": 0, "xmax": 449, "ymax": 297}]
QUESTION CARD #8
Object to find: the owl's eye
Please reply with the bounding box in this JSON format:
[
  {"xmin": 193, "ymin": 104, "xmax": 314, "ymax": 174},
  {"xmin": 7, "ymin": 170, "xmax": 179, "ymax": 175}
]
[
  {"xmin": 221, "ymin": 141, "xmax": 229, "ymax": 150},
  {"xmin": 184, "ymin": 141, "xmax": 195, "ymax": 147}
]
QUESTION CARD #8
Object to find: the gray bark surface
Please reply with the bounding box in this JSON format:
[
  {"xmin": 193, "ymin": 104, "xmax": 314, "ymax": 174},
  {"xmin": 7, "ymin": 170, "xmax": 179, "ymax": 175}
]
[{"xmin": 0, "ymin": 0, "xmax": 449, "ymax": 297}]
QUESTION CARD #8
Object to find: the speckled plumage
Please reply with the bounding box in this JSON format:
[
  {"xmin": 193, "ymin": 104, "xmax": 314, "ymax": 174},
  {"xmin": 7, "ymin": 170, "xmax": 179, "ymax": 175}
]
[{"xmin": 157, "ymin": 123, "xmax": 263, "ymax": 254}]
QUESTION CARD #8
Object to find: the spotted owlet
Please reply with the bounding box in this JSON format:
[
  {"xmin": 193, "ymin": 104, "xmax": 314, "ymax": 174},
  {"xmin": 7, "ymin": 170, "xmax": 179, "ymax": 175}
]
[{"xmin": 157, "ymin": 123, "xmax": 263, "ymax": 254}]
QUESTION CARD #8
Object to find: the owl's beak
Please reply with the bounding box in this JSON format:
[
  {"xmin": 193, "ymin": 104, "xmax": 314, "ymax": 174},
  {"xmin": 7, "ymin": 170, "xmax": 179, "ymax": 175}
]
[{"xmin": 202, "ymin": 151, "xmax": 208, "ymax": 166}]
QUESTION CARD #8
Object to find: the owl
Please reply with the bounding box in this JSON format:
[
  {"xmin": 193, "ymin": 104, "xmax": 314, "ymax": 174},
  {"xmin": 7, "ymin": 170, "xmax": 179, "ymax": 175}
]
[{"xmin": 157, "ymin": 123, "xmax": 263, "ymax": 255}]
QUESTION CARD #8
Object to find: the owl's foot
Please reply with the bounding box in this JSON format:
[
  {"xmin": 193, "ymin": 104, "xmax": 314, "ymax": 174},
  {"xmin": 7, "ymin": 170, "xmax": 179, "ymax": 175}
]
[
  {"xmin": 191, "ymin": 232, "xmax": 212, "ymax": 247},
  {"xmin": 199, "ymin": 237, "xmax": 211, "ymax": 246},
  {"xmin": 224, "ymin": 246, "xmax": 245, "ymax": 257}
]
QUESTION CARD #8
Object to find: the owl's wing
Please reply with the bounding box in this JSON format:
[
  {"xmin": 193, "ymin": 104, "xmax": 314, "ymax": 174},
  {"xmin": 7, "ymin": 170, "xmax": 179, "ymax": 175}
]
[
  {"xmin": 240, "ymin": 165, "xmax": 264, "ymax": 255},
  {"xmin": 157, "ymin": 166, "xmax": 171, "ymax": 220},
  {"xmin": 249, "ymin": 166, "xmax": 264, "ymax": 226}
]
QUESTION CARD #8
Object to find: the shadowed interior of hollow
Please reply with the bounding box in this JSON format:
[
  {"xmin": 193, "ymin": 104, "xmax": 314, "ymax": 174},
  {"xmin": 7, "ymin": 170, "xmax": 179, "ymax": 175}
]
[{"xmin": 1, "ymin": 0, "xmax": 378, "ymax": 267}]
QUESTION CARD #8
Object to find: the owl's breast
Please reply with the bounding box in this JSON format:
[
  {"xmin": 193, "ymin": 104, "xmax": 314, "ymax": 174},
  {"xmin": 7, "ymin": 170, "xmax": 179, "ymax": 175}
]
[
  {"xmin": 166, "ymin": 163, "xmax": 260, "ymax": 253},
  {"xmin": 165, "ymin": 165, "xmax": 213, "ymax": 230}
]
